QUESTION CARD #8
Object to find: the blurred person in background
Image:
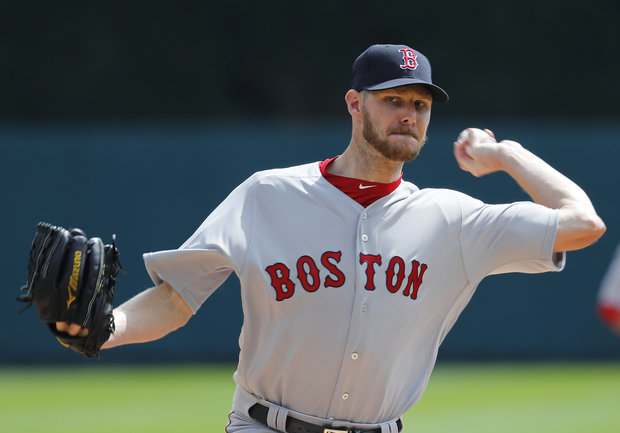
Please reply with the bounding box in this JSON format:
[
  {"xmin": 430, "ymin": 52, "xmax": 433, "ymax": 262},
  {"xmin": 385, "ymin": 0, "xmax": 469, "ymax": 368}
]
[{"xmin": 597, "ymin": 244, "xmax": 620, "ymax": 336}]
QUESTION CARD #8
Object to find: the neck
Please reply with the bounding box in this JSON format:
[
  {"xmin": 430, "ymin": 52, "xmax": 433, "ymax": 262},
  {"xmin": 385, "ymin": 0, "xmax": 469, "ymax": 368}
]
[{"xmin": 328, "ymin": 139, "xmax": 405, "ymax": 183}]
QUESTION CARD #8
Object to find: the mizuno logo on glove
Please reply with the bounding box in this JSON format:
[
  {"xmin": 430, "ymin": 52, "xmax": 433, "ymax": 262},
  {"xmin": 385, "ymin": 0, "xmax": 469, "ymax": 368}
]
[{"xmin": 66, "ymin": 250, "xmax": 82, "ymax": 309}]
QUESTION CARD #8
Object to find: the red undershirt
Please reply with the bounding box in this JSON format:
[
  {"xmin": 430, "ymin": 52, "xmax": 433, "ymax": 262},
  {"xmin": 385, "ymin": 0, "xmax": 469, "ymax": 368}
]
[{"xmin": 319, "ymin": 156, "xmax": 402, "ymax": 207}]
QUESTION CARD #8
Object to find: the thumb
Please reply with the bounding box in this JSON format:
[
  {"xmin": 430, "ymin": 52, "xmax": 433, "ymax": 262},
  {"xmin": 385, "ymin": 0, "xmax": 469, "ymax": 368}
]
[{"xmin": 483, "ymin": 129, "xmax": 495, "ymax": 139}]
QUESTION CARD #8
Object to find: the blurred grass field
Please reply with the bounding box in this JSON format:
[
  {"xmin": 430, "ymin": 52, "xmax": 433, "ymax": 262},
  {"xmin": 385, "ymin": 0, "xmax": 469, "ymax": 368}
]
[{"xmin": 1, "ymin": 362, "xmax": 619, "ymax": 433}]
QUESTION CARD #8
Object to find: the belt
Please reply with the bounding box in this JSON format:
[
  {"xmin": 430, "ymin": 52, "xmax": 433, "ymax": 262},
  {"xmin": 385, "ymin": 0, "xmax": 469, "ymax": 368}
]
[{"xmin": 248, "ymin": 403, "xmax": 403, "ymax": 433}]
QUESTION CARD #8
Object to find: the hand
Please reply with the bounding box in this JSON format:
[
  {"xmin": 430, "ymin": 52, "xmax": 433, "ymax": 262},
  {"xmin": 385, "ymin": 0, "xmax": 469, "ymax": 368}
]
[
  {"xmin": 56, "ymin": 322, "xmax": 89, "ymax": 337},
  {"xmin": 453, "ymin": 128, "xmax": 520, "ymax": 177}
]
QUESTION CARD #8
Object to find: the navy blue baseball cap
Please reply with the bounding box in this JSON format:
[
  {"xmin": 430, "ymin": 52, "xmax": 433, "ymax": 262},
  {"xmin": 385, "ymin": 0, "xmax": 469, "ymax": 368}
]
[{"xmin": 352, "ymin": 44, "xmax": 449, "ymax": 102}]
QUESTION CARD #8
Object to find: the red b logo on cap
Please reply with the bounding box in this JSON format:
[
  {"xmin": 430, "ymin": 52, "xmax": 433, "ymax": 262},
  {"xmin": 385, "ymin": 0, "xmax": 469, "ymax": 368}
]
[{"xmin": 399, "ymin": 48, "xmax": 418, "ymax": 70}]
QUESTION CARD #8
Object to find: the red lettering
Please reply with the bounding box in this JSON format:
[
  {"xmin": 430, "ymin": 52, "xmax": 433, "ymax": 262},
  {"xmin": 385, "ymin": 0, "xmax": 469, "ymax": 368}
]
[
  {"xmin": 403, "ymin": 260, "xmax": 428, "ymax": 300},
  {"xmin": 359, "ymin": 253, "xmax": 382, "ymax": 291},
  {"xmin": 296, "ymin": 255, "xmax": 320, "ymax": 292},
  {"xmin": 265, "ymin": 263, "xmax": 295, "ymax": 301},
  {"xmin": 399, "ymin": 48, "xmax": 418, "ymax": 70},
  {"xmin": 386, "ymin": 256, "xmax": 405, "ymax": 293},
  {"xmin": 266, "ymin": 252, "xmax": 427, "ymax": 302},
  {"xmin": 321, "ymin": 251, "xmax": 345, "ymax": 288}
]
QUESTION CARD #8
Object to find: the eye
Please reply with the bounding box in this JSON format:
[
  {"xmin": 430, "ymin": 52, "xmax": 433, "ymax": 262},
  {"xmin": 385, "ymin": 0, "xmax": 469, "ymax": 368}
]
[
  {"xmin": 415, "ymin": 100, "xmax": 431, "ymax": 110},
  {"xmin": 385, "ymin": 96, "xmax": 401, "ymax": 104}
]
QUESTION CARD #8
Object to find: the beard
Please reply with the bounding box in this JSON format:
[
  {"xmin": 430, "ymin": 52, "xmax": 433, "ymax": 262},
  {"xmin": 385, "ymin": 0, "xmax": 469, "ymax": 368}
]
[{"xmin": 362, "ymin": 109, "xmax": 427, "ymax": 162}]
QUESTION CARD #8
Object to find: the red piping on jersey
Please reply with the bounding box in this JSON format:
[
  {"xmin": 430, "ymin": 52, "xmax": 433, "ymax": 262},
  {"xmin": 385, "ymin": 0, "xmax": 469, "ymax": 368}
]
[{"xmin": 225, "ymin": 411, "xmax": 233, "ymax": 432}]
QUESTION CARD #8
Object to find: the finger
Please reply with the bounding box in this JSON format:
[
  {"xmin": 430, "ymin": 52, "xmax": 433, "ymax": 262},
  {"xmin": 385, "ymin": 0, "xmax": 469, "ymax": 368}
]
[
  {"xmin": 56, "ymin": 322, "xmax": 70, "ymax": 332},
  {"xmin": 453, "ymin": 142, "xmax": 474, "ymax": 174},
  {"xmin": 453, "ymin": 140, "xmax": 473, "ymax": 161},
  {"xmin": 456, "ymin": 128, "xmax": 470, "ymax": 144},
  {"xmin": 78, "ymin": 328, "xmax": 89, "ymax": 337},
  {"xmin": 68, "ymin": 324, "xmax": 82, "ymax": 336},
  {"xmin": 453, "ymin": 141, "xmax": 464, "ymax": 161},
  {"xmin": 483, "ymin": 128, "xmax": 495, "ymax": 139}
]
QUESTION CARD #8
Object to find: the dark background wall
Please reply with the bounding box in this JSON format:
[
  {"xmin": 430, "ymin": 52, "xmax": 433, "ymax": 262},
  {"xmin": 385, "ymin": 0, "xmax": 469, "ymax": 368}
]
[
  {"xmin": 2, "ymin": 0, "xmax": 619, "ymax": 120},
  {"xmin": 1, "ymin": 0, "xmax": 619, "ymax": 364}
]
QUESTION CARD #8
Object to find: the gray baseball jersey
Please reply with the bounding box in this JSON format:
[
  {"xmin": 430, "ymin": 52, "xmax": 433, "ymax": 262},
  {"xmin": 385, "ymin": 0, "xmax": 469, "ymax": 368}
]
[{"xmin": 143, "ymin": 161, "xmax": 564, "ymax": 424}]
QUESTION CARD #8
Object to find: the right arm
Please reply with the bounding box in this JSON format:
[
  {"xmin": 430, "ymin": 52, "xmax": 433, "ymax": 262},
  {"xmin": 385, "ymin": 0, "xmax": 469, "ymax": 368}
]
[
  {"xmin": 57, "ymin": 282, "xmax": 193, "ymax": 348},
  {"xmin": 104, "ymin": 282, "xmax": 193, "ymax": 348}
]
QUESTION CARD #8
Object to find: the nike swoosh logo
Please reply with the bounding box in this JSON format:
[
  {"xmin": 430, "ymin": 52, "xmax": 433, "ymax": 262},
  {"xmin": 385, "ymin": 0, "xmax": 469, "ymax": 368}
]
[{"xmin": 359, "ymin": 183, "xmax": 378, "ymax": 190}]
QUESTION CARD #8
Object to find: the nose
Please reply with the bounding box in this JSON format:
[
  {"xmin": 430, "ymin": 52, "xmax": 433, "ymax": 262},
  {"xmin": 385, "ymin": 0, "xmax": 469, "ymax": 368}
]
[{"xmin": 400, "ymin": 104, "xmax": 417, "ymax": 125}]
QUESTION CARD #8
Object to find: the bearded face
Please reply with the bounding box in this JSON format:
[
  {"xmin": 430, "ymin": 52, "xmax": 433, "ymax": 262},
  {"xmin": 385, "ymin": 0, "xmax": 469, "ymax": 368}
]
[
  {"xmin": 358, "ymin": 88, "xmax": 431, "ymax": 163},
  {"xmin": 362, "ymin": 107, "xmax": 427, "ymax": 162}
]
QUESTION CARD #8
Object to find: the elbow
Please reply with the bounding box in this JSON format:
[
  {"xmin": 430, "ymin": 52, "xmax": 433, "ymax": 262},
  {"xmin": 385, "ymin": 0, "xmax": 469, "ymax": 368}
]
[
  {"xmin": 596, "ymin": 217, "xmax": 607, "ymax": 237},
  {"xmin": 588, "ymin": 214, "xmax": 607, "ymax": 244},
  {"xmin": 576, "ymin": 214, "xmax": 606, "ymax": 249},
  {"xmin": 175, "ymin": 308, "xmax": 193, "ymax": 329},
  {"xmin": 555, "ymin": 209, "xmax": 606, "ymax": 252},
  {"xmin": 575, "ymin": 214, "xmax": 606, "ymax": 249}
]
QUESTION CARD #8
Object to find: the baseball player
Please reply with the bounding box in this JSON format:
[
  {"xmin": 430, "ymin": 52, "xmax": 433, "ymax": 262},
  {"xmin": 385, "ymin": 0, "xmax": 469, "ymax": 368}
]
[
  {"xmin": 56, "ymin": 44, "xmax": 605, "ymax": 432},
  {"xmin": 597, "ymin": 244, "xmax": 620, "ymax": 336}
]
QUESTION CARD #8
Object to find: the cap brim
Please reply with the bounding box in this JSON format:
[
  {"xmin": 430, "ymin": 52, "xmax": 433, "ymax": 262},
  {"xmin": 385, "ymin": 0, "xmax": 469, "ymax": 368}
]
[{"xmin": 364, "ymin": 78, "xmax": 449, "ymax": 102}]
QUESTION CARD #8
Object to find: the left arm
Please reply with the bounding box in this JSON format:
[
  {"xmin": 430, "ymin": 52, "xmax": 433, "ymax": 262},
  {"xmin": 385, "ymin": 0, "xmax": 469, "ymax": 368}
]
[{"xmin": 453, "ymin": 128, "xmax": 606, "ymax": 252}]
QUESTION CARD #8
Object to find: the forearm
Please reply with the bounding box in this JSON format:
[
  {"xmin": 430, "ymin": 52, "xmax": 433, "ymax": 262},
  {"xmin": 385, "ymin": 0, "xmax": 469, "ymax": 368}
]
[
  {"xmin": 103, "ymin": 282, "xmax": 193, "ymax": 349},
  {"xmin": 498, "ymin": 141, "xmax": 605, "ymax": 251},
  {"xmin": 498, "ymin": 141, "xmax": 588, "ymax": 209}
]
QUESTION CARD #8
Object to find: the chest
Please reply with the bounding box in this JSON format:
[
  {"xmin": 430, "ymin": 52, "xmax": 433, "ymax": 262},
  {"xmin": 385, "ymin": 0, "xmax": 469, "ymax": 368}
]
[{"xmin": 244, "ymin": 196, "xmax": 464, "ymax": 310}]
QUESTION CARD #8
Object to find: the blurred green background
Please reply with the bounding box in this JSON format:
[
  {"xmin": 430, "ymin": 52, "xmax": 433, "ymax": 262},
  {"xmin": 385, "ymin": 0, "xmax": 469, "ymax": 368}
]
[
  {"xmin": 1, "ymin": 1, "xmax": 619, "ymax": 431},
  {"xmin": 2, "ymin": 363, "xmax": 620, "ymax": 432}
]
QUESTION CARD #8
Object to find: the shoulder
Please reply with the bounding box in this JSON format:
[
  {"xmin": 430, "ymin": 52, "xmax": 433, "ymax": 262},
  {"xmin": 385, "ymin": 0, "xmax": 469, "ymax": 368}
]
[
  {"xmin": 398, "ymin": 182, "xmax": 482, "ymax": 206},
  {"xmin": 247, "ymin": 161, "xmax": 322, "ymax": 186},
  {"xmin": 228, "ymin": 162, "xmax": 323, "ymax": 200},
  {"xmin": 388, "ymin": 183, "xmax": 490, "ymax": 225}
]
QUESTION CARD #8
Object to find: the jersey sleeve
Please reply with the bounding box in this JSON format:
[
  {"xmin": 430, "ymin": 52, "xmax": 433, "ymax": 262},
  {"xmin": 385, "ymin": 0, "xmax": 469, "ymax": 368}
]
[
  {"xmin": 457, "ymin": 194, "xmax": 565, "ymax": 280},
  {"xmin": 143, "ymin": 176, "xmax": 256, "ymax": 313}
]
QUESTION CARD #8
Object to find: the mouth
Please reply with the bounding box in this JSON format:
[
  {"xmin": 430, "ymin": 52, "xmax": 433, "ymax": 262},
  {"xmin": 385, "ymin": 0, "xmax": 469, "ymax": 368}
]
[{"xmin": 389, "ymin": 128, "xmax": 420, "ymax": 140}]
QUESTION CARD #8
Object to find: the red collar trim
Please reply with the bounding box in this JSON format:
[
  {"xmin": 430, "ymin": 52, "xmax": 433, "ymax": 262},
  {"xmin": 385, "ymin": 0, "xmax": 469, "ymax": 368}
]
[{"xmin": 319, "ymin": 157, "xmax": 402, "ymax": 207}]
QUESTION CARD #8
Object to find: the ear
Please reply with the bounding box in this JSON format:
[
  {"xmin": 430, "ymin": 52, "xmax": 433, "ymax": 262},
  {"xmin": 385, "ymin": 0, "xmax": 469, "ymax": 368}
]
[{"xmin": 345, "ymin": 89, "xmax": 363, "ymax": 119}]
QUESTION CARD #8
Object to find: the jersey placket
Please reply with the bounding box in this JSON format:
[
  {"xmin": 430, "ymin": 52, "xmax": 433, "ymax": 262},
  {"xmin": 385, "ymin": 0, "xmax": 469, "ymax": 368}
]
[{"xmin": 326, "ymin": 208, "xmax": 378, "ymax": 416}]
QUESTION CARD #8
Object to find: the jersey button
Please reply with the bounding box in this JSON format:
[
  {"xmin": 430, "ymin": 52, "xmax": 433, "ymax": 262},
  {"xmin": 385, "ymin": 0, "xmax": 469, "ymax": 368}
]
[
  {"xmin": 351, "ymin": 352, "xmax": 359, "ymax": 360},
  {"xmin": 361, "ymin": 212, "xmax": 368, "ymax": 219},
  {"xmin": 361, "ymin": 234, "xmax": 369, "ymax": 242},
  {"xmin": 361, "ymin": 303, "xmax": 368, "ymax": 312},
  {"xmin": 342, "ymin": 393, "xmax": 349, "ymax": 400}
]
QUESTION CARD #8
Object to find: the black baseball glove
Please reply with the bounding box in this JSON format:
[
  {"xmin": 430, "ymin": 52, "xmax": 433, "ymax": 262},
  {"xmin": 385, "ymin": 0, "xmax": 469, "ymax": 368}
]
[{"xmin": 17, "ymin": 222, "xmax": 122, "ymax": 359}]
